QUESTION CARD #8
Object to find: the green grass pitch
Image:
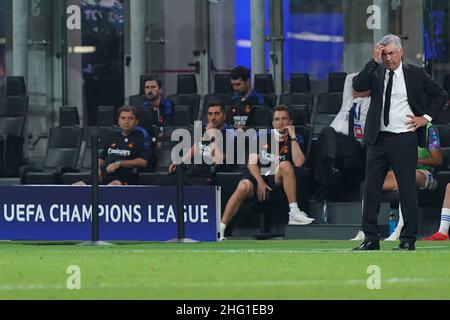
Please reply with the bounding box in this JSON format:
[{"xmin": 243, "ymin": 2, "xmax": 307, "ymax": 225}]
[{"xmin": 0, "ymin": 240, "xmax": 449, "ymax": 300}]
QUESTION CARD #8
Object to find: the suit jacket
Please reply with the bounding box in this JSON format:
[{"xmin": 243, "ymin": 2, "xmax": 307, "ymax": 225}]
[{"xmin": 353, "ymin": 60, "xmax": 448, "ymax": 147}]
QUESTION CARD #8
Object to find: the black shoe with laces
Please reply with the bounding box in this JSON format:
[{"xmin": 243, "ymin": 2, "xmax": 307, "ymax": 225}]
[
  {"xmin": 353, "ymin": 241, "xmax": 380, "ymax": 251},
  {"xmin": 393, "ymin": 241, "xmax": 415, "ymax": 251}
]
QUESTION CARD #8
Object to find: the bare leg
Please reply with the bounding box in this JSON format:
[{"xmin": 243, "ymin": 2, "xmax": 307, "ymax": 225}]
[
  {"xmin": 424, "ymin": 183, "xmax": 450, "ymax": 240},
  {"xmin": 415, "ymin": 170, "xmax": 427, "ymax": 189},
  {"xmin": 443, "ymin": 183, "xmax": 450, "ymax": 209},
  {"xmin": 275, "ymin": 161, "xmax": 314, "ymax": 225},
  {"xmin": 383, "ymin": 171, "xmax": 398, "ymax": 191},
  {"xmin": 384, "ymin": 170, "xmax": 427, "ymax": 191},
  {"xmin": 221, "ymin": 180, "xmax": 254, "ymax": 225},
  {"xmin": 72, "ymin": 181, "xmax": 87, "ymax": 186},
  {"xmin": 108, "ymin": 180, "xmax": 123, "ymax": 186},
  {"xmin": 275, "ymin": 161, "xmax": 297, "ymax": 204}
]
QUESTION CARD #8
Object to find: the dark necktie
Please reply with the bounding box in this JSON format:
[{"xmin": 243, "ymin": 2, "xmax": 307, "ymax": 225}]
[
  {"xmin": 384, "ymin": 71, "xmax": 395, "ymax": 127},
  {"xmin": 348, "ymin": 102, "xmax": 356, "ymax": 139}
]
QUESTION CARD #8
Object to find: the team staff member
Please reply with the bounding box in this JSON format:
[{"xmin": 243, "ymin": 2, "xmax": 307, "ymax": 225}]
[
  {"xmin": 229, "ymin": 66, "xmax": 265, "ymax": 129},
  {"xmin": 352, "ymin": 34, "xmax": 447, "ymax": 251},
  {"xmin": 161, "ymin": 101, "xmax": 234, "ymax": 186},
  {"xmin": 142, "ymin": 77, "xmax": 174, "ymax": 127},
  {"xmin": 219, "ymin": 105, "xmax": 314, "ymax": 241},
  {"xmin": 74, "ymin": 106, "xmax": 151, "ymax": 186}
]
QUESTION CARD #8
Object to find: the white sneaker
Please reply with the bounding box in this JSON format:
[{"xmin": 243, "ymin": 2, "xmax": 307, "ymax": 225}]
[
  {"xmin": 385, "ymin": 225, "xmax": 402, "ymax": 241},
  {"xmin": 219, "ymin": 236, "xmax": 227, "ymax": 241},
  {"xmin": 350, "ymin": 230, "xmax": 365, "ymax": 241},
  {"xmin": 288, "ymin": 209, "xmax": 314, "ymax": 225}
]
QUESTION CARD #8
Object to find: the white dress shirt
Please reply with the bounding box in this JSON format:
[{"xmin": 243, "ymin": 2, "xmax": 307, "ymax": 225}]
[{"xmin": 380, "ymin": 62, "xmax": 414, "ymax": 133}]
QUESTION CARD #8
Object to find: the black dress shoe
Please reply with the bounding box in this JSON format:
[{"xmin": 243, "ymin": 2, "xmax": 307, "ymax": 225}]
[
  {"xmin": 353, "ymin": 241, "xmax": 380, "ymax": 251},
  {"xmin": 393, "ymin": 241, "xmax": 415, "ymax": 251}
]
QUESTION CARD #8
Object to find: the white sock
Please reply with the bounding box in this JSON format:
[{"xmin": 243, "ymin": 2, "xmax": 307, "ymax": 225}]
[
  {"xmin": 220, "ymin": 223, "xmax": 227, "ymax": 239},
  {"xmin": 398, "ymin": 204, "xmax": 404, "ymax": 228},
  {"xmin": 289, "ymin": 203, "xmax": 299, "ymax": 211},
  {"xmin": 423, "ymin": 172, "xmax": 436, "ymax": 190},
  {"xmin": 425, "ymin": 173, "xmax": 432, "ymax": 189},
  {"xmin": 438, "ymin": 208, "xmax": 450, "ymax": 235}
]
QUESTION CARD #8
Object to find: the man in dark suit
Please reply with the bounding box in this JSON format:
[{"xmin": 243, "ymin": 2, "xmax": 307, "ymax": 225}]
[{"xmin": 352, "ymin": 34, "xmax": 448, "ymax": 251}]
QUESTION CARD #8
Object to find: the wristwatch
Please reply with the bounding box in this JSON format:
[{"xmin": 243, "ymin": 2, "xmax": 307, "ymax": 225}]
[{"xmin": 115, "ymin": 160, "xmax": 122, "ymax": 167}]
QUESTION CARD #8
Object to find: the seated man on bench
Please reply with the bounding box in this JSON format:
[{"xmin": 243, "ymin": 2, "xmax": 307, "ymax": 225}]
[
  {"xmin": 219, "ymin": 105, "xmax": 314, "ymax": 241},
  {"xmin": 160, "ymin": 100, "xmax": 233, "ymax": 186},
  {"xmin": 74, "ymin": 106, "xmax": 151, "ymax": 186}
]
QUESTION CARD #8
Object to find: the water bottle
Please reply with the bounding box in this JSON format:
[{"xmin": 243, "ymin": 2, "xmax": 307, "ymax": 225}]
[
  {"xmin": 322, "ymin": 200, "xmax": 328, "ymax": 224},
  {"xmin": 388, "ymin": 211, "xmax": 398, "ymax": 236}
]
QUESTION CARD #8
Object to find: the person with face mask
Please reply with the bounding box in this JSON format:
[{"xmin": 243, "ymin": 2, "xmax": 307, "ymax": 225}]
[{"xmin": 219, "ymin": 105, "xmax": 314, "ymax": 241}]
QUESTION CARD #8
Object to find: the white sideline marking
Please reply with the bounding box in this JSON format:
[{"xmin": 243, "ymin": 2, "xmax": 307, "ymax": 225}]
[
  {"xmin": 0, "ymin": 249, "xmax": 352, "ymax": 254},
  {"xmin": 0, "ymin": 277, "xmax": 438, "ymax": 292},
  {"xmin": 345, "ymin": 278, "xmax": 431, "ymax": 285},
  {"xmin": 416, "ymin": 245, "xmax": 448, "ymax": 249},
  {"xmin": 0, "ymin": 249, "xmax": 378, "ymax": 254},
  {"xmin": 0, "ymin": 247, "xmax": 449, "ymax": 254}
]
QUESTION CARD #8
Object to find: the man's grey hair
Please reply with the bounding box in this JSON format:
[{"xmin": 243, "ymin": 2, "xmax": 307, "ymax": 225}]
[{"xmin": 379, "ymin": 34, "xmax": 403, "ymax": 49}]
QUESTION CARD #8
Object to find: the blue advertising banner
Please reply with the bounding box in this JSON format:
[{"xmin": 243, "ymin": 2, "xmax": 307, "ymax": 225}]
[{"xmin": 0, "ymin": 186, "xmax": 219, "ymax": 242}]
